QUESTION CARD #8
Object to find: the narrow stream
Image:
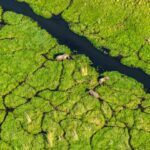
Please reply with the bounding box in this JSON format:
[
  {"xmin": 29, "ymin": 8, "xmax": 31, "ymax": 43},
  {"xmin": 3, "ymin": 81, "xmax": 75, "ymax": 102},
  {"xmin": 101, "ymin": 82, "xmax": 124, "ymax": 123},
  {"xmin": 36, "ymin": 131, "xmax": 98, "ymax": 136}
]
[{"xmin": 0, "ymin": 0, "xmax": 150, "ymax": 92}]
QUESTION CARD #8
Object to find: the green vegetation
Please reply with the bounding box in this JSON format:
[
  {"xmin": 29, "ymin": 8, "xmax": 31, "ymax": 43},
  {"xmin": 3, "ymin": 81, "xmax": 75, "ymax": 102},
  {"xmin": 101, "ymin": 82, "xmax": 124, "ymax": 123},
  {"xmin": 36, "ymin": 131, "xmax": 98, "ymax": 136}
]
[
  {"xmin": 16, "ymin": 0, "xmax": 150, "ymax": 75},
  {"xmin": 17, "ymin": 0, "xmax": 71, "ymax": 18},
  {"xmin": 62, "ymin": 0, "xmax": 150, "ymax": 74},
  {"xmin": 0, "ymin": 8, "xmax": 150, "ymax": 149}
]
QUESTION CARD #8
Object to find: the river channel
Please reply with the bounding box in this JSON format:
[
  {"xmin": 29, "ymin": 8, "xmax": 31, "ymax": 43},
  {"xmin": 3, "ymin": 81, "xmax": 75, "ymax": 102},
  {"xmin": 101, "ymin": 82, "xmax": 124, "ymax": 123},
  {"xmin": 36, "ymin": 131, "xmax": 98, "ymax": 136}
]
[{"xmin": 0, "ymin": 0, "xmax": 150, "ymax": 92}]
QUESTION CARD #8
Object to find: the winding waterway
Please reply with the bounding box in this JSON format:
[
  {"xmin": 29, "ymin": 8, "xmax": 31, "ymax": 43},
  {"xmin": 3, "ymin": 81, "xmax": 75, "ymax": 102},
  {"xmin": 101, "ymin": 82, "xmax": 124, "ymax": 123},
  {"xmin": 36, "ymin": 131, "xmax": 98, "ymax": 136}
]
[{"xmin": 0, "ymin": 0, "xmax": 150, "ymax": 92}]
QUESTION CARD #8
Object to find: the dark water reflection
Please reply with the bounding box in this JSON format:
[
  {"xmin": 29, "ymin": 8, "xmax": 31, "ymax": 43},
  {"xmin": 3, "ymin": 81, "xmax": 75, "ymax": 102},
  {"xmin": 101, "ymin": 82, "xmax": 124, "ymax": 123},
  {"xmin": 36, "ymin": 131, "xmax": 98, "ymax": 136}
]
[{"xmin": 0, "ymin": 0, "xmax": 150, "ymax": 92}]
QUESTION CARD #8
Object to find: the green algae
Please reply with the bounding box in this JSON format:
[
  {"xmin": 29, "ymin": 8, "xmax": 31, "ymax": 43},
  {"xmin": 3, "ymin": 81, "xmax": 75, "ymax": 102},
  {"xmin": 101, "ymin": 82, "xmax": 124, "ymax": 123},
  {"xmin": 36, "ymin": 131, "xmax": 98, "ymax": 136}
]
[{"xmin": 0, "ymin": 7, "xmax": 150, "ymax": 150}]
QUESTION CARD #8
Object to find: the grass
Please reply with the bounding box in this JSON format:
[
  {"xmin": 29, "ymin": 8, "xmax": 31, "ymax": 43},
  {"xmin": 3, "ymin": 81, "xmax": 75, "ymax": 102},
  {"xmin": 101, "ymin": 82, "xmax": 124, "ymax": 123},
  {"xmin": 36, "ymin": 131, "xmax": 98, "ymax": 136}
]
[{"xmin": 0, "ymin": 5, "xmax": 150, "ymax": 150}]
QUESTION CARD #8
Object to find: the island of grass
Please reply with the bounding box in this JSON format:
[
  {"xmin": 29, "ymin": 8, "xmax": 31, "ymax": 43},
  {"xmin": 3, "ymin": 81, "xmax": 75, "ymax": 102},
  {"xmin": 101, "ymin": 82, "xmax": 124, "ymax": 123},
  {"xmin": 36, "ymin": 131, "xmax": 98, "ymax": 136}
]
[{"xmin": 0, "ymin": 7, "xmax": 150, "ymax": 149}]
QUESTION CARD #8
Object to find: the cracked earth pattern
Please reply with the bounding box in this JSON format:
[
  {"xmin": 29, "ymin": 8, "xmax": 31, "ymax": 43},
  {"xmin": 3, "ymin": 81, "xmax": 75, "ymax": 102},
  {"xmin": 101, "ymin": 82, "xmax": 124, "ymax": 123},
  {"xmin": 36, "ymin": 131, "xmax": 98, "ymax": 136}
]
[{"xmin": 0, "ymin": 7, "xmax": 150, "ymax": 150}]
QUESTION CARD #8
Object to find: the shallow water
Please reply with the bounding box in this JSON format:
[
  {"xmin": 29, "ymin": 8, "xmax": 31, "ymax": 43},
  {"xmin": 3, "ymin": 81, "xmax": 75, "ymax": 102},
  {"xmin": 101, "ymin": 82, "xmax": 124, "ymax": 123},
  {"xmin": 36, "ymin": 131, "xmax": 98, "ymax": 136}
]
[{"xmin": 0, "ymin": 0, "xmax": 150, "ymax": 92}]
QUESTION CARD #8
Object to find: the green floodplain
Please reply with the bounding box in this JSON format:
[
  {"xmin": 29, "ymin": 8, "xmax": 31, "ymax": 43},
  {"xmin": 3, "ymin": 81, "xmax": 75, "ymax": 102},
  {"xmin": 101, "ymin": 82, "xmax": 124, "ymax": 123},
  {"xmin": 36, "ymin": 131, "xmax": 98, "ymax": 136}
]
[{"xmin": 0, "ymin": 0, "xmax": 150, "ymax": 150}]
